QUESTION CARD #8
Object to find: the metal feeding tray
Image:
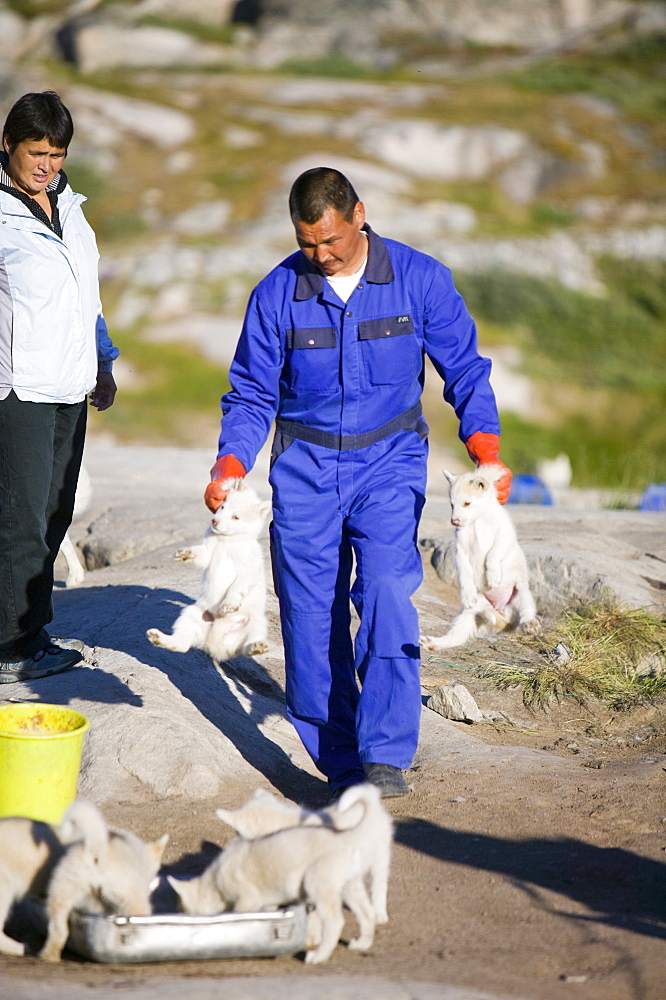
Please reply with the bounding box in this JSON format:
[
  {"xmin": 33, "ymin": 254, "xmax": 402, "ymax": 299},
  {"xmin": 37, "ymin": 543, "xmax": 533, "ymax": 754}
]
[{"xmin": 66, "ymin": 905, "xmax": 308, "ymax": 964}]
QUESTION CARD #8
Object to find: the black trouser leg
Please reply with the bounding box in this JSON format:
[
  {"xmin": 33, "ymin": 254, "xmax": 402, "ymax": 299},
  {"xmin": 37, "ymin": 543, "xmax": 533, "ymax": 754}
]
[{"xmin": 0, "ymin": 391, "xmax": 87, "ymax": 658}]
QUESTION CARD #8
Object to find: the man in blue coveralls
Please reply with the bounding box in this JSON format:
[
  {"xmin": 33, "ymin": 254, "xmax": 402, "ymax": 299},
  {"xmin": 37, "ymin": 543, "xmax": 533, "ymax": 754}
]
[{"xmin": 205, "ymin": 167, "xmax": 512, "ymax": 799}]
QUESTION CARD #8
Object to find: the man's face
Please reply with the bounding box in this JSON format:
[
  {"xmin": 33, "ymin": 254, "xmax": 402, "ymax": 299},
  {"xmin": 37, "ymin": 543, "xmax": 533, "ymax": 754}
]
[
  {"xmin": 293, "ymin": 202, "xmax": 367, "ymax": 278},
  {"xmin": 3, "ymin": 137, "xmax": 66, "ymax": 198}
]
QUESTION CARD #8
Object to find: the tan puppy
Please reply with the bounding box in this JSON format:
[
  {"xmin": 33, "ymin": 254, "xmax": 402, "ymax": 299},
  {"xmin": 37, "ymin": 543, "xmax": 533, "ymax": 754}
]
[
  {"xmin": 215, "ymin": 787, "xmax": 328, "ymax": 838},
  {"xmin": 0, "ymin": 801, "xmax": 168, "ymax": 961},
  {"xmin": 169, "ymin": 784, "xmax": 392, "ymax": 964}
]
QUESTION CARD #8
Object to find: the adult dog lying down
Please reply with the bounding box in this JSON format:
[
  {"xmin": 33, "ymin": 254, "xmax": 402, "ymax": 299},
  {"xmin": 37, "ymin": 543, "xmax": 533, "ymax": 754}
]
[
  {"xmin": 170, "ymin": 783, "xmax": 393, "ymax": 965},
  {"xmin": 0, "ymin": 800, "xmax": 167, "ymax": 961}
]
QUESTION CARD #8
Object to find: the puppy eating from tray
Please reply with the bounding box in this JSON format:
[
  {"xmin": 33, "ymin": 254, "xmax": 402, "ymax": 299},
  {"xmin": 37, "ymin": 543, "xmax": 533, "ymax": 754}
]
[
  {"xmin": 0, "ymin": 800, "xmax": 167, "ymax": 961},
  {"xmin": 169, "ymin": 783, "xmax": 393, "ymax": 965},
  {"xmin": 421, "ymin": 465, "xmax": 541, "ymax": 650}
]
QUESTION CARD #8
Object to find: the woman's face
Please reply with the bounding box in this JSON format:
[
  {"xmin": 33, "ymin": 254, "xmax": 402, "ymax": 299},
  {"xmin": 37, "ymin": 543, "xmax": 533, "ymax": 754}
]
[{"xmin": 3, "ymin": 137, "xmax": 66, "ymax": 198}]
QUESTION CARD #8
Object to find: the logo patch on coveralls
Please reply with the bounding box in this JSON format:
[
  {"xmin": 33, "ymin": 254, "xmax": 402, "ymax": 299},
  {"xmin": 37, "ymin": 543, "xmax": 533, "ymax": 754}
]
[{"xmin": 358, "ymin": 315, "xmax": 414, "ymax": 340}]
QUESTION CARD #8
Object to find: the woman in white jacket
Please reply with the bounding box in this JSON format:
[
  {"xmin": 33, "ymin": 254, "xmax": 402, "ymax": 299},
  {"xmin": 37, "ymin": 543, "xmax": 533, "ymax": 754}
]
[{"xmin": 0, "ymin": 91, "xmax": 118, "ymax": 682}]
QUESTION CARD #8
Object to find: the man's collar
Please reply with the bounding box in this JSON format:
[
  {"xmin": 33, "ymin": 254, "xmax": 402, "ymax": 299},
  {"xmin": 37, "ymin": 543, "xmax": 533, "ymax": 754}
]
[{"xmin": 294, "ymin": 224, "xmax": 394, "ymax": 301}]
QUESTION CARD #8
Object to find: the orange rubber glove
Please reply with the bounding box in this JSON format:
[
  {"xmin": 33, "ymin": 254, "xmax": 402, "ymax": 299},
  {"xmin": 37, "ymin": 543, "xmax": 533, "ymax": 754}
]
[
  {"xmin": 465, "ymin": 431, "xmax": 513, "ymax": 505},
  {"xmin": 204, "ymin": 454, "xmax": 246, "ymax": 512}
]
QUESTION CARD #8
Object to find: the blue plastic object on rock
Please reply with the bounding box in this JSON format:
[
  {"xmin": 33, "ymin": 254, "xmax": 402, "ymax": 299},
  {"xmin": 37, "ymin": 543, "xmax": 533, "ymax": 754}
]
[
  {"xmin": 638, "ymin": 483, "xmax": 666, "ymax": 512},
  {"xmin": 507, "ymin": 474, "xmax": 554, "ymax": 506}
]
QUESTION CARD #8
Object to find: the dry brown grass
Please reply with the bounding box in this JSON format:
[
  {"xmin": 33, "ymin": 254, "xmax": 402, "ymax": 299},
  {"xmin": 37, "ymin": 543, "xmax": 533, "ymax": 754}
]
[{"xmin": 477, "ymin": 598, "xmax": 666, "ymax": 711}]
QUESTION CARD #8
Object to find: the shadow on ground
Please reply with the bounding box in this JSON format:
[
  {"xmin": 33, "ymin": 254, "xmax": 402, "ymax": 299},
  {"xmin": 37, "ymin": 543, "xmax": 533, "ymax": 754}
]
[
  {"xmin": 45, "ymin": 583, "xmax": 327, "ymax": 804},
  {"xmin": 396, "ymin": 818, "xmax": 666, "ymax": 941}
]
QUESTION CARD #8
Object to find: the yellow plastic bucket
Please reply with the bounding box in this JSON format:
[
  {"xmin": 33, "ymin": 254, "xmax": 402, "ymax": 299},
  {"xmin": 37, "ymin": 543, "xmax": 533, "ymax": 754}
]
[{"xmin": 0, "ymin": 703, "xmax": 90, "ymax": 824}]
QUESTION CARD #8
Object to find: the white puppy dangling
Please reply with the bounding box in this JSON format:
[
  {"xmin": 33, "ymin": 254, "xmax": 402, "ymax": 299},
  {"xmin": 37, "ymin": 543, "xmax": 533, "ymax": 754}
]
[
  {"xmin": 421, "ymin": 465, "xmax": 541, "ymax": 650},
  {"xmin": 147, "ymin": 478, "xmax": 271, "ymax": 661}
]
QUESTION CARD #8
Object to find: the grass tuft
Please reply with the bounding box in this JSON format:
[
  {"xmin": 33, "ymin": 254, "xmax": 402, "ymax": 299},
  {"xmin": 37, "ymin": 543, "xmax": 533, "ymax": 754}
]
[{"xmin": 477, "ymin": 598, "xmax": 666, "ymax": 711}]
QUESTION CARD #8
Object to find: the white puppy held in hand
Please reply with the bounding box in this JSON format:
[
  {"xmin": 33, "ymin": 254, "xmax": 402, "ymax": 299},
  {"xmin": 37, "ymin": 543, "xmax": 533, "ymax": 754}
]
[
  {"xmin": 421, "ymin": 465, "xmax": 541, "ymax": 650},
  {"xmin": 147, "ymin": 478, "xmax": 271, "ymax": 661}
]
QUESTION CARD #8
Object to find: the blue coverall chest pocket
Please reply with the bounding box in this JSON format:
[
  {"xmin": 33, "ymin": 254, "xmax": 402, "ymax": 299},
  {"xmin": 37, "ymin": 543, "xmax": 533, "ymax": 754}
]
[
  {"xmin": 283, "ymin": 326, "xmax": 339, "ymax": 392},
  {"xmin": 358, "ymin": 314, "xmax": 422, "ymax": 386}
]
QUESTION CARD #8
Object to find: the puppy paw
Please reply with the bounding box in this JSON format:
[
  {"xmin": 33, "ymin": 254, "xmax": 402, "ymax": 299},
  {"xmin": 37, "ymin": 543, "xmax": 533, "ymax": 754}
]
[
  {"xmin": 245, "ymin": 641, "xmax": 268, "ymax": 656},
  {"xmin": 175, "ymin": 548, "xmax": 194, "ymax": 561},
  {"xmin": 146, "ymin": 628, "xmax": 166, "ymax": 646},
  {"xmin": 220, "ymin": 603, "xmax": 240, "ymax": 615},
  {"xmin": 147, "ymin": 628, "xmax": 188, "ymax": 652},
  {"xmin": 348, "ymin": 934, "xmax": 374, "ymax": 952},
  {"xmin": 304, "ymin": 948, "xmax": 331, "ymax": 965},
  {"xmin": 38, "ymin": 945, "xmax": 61, "ymax": 963},
  {"xmin": 0, "ymin": 935, "xmax": 27, "ymax": 957},
  {"xmin": 420, "ymin": 635, "xmax": 452, "ymax": 651},
  {"xmin": 374, "ymin": 909, "xmax": 388, "ymax": 925},
  {"xmin": 521, "ymin": 618, "xmax": 542, "ymax": 635}
]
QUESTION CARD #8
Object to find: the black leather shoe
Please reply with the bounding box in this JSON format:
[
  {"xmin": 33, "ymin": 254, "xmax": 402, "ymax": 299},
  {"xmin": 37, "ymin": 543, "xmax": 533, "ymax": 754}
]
[
  {"xmin": 0, "ymin": 644, "xmax": 82, "ymax": 684},
  {"xmin": 362, "ymin": 762, "xmax": 409, "ymax": 798}
]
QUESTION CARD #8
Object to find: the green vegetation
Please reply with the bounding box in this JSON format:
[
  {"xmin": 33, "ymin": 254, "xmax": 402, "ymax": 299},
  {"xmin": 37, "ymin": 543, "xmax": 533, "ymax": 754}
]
[
  {"xmin": 508, "ymin": 33, "xmax": 666, "ymax": 121},
  {"xmin": 477, "ymin": 598, "xmax": 666, "ymax": 711},
  {"xmin": 90, "ymin": 328, "xmax": 229, "ymax": 447},
  {"xmin": 7, "ymin": 0, "xmax": 76, "ymax": 16},
  {"xmin": 452, "ymin": 261, "xmax": 666, "ymax": 488},
  {"xmin": 8, "ymin": 0, "xmax": 120, "ymax": 16},
  {"xmin": 134, "ymin": 15, "xmax": 237, "ymax": 46},
  {"xmin": 278, "ymin": 55, "xmax": 378, "ymax": 79},
  {"xmin": 458, "ymin": 268, "xmax": 664, "ymax": 391}
]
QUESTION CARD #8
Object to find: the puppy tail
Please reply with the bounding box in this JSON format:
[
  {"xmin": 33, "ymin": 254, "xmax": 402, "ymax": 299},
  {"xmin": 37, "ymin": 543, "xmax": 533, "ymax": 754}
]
[
  {"xmin": 329, "ymin": 783, "xmax": 381, "ymax": 831},
  {"xmin": 59, "ymin": 800, "xmax": 109, "ymax": 856}
]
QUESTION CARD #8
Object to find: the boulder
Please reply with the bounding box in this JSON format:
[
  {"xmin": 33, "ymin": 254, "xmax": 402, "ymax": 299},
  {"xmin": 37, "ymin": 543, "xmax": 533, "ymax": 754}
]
[
  {"xmin": 359, "ymin": 122, "xmax": 530, "ymax": 182},
  {"xmin": 80, "ymin": 500, "xmax": 205, "ymax": 570},
  {"xmin": 66, "ymin": 86, "xmax": 195, "ymax": 148},
  {"xmin": 133, "ymin": 0, "xmax": 238, "ymax": 26},
  {"xmin": 72, "ymin": 23, "xmax": 239, "ymax": 73},
  {"xmin": 170, "ymin": 200, "xmax": 232, "ymax": 236},
  {"xmin": 427, "ymin": 683, "xmax": 483, "ymax": 723},
  {"xmin": 0, "ymin": 8, "xmax": 27, "ymax": 63}
]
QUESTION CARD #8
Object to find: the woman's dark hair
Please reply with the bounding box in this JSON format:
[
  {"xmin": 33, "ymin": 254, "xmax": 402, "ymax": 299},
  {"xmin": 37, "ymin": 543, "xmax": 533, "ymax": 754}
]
[
  {"xmin": 289, "ymin": 167, "xmax": 360, "ymax": 224},
  {"xmin": 2, "ymin": 91, "xmax": 73, "ymax": 152}
]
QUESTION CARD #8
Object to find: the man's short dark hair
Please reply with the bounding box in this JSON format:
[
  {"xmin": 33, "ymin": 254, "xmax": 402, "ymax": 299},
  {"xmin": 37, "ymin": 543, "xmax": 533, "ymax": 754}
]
[
  {"xmin": 2, "ymin": 91, "xmax": 73, "ymax": 152},
  {"xmin": 289, "ymin": 167, "xmax": 360, "ymax": 224}
]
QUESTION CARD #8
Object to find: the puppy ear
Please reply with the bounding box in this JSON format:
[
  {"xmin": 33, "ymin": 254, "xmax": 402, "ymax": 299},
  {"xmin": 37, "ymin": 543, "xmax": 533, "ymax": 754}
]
[
  {"xmin": 148, "ymin": 833, "xmax": 169, "ymax": 866},
  {"xmin": 251, "ymin": 788, "xmax": 275, "ymax": 802},
  {"xmin": 259, "ymin": 500, "xmax": 272, "ymax": 520},
  {"xmin": 216, "ymin": 807, "xmax": 239, "ymax": 831},
  {"xmin": 472, "ymin": 476, "xmax": 489, "ymax": 491},
  {"xmin": 442, "ymin": 469, "xmax": 455, "ymax": 484}
]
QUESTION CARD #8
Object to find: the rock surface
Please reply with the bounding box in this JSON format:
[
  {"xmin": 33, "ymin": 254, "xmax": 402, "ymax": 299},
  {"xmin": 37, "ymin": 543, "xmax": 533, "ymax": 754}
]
[{"xmin": 427, "ymin": 683, "xmax": 484, "ymax": 723}]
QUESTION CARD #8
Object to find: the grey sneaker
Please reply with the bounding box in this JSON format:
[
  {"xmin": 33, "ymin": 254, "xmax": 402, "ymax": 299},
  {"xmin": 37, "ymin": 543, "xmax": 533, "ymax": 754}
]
[
  {"xmin": 362, "ymin": 762, "xmax": 410, "ymax": 798},
  {"xmin": 0, "ymin": 644, "xmax": 82, "ymax": 684},
  {"xmin": 49, "ymin": 636, "xmax": 87, "ymax": 655}
]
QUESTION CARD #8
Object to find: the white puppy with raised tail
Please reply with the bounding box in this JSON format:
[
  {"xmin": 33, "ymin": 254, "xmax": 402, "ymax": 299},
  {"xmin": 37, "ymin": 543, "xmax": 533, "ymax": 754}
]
[
  {"xmin": 421, "ymin": 465, "xmax": 541, "ymax": 650},
  {"xmin": 169, "ymin": 783, "xmax": 393, "ymax": 964}
]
